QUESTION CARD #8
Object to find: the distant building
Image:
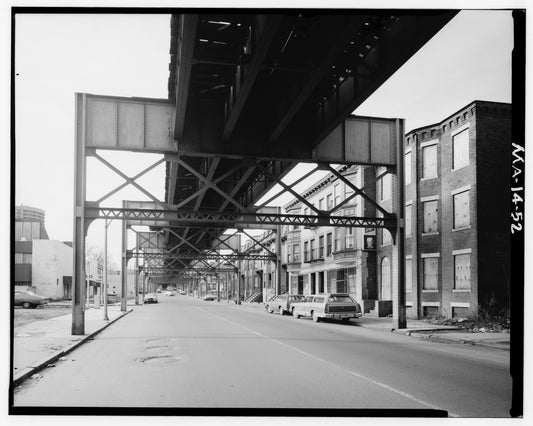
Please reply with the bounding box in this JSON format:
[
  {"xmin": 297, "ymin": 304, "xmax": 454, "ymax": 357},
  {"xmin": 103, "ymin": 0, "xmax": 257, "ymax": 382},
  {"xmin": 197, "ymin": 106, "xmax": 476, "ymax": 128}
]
[{"xmin": 14, "ymin": 205, "xmax": 50, "ymax": 289}]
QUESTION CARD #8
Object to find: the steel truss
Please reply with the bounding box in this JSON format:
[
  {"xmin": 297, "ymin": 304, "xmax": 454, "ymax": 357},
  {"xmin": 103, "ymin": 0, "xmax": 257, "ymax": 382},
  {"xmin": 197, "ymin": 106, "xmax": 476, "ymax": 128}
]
[
  {"xmin": 73, "ymin": 92, "xmax": 406, "ymax": 335},
  {"xmin": 86, "ymin": 206, "xmax": 396, "ymax": 229}
]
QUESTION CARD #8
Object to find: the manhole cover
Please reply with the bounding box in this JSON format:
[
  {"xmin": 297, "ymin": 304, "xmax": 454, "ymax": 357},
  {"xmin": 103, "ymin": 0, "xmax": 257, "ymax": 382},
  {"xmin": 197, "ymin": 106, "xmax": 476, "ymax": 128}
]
[{"xmin": 139, "ymin": 356, "xmax": 181, "ymax": 365}]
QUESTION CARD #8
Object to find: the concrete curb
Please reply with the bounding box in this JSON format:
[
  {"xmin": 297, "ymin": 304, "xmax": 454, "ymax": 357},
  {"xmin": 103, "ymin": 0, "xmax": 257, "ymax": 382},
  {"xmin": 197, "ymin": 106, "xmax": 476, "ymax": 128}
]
[
  {"xmin": 13, "ymin": 308, "xmax": 134, "ymax": 387},
  {"xmin": 404, "ymin": 331, "xmax": 510, "ymax": 351}
]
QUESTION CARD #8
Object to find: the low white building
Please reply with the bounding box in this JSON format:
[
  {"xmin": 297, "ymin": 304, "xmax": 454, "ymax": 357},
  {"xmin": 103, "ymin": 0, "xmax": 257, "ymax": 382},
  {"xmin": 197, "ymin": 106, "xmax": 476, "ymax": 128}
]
[{"xmin": 31, "ymin": 240, "xmax": 73, "ymax": 299}]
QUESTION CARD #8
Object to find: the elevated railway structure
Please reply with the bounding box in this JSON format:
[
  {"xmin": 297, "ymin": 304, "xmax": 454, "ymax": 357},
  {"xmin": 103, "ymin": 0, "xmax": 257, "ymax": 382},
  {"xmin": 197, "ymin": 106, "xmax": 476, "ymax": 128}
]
[{"xmin": 72, "ymin": 10, "xmax": 458, "ymax": 334}]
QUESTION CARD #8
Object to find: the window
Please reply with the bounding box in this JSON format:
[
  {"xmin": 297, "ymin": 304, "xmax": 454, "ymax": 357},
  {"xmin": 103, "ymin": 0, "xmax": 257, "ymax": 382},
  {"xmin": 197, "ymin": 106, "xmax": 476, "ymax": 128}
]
[
  {"xmin": 422, "ymin": 144, "xmax": 437, "ymax": 178},
  {"xmin": 15, "ymin": 253, "xmax": 24, "ymax": 264},
  {"xmin": 304, "ymin": 241, "xmax": 309, "ymax": 262},
  {"xmin": 454, "ymin": 254, "xmax": 471, "ymax": 289},
  {"xmin": 334, "ymin": 184, "xmax": 341, "ymax": 207},
  {"xmin": 379, "ymin": 212, "xmax": 391, "ymax": 245},
  {"xmin": 336, "ymin": 269, "xmax": 347, "ymax": 293},
  {"xmin": 453, "ymin": 190, "xmax": 470, "ymax": 228},
  {"xmin": 405, "ymin": 204, "xmax": 412, "ymax": 237},
  {"xmin": 453, "ymin": 128, "xmax": 469, "ymax": 170},
  {"xmin": 327, "ymin": 194, "xmax": 333, "ymax": 209},
  {"xmin": 318, "ymin": 198, "xmax": 324, "ymax": 210},
  {"xmin": 310, "ymin": 239, "xmax": 316, "ymax": 260},
  {"xmin": 405, "ymin": 258, "xmax": 412, "ymax": 292},
  {"xmin": 293, "ymin": 244, "xmax": 300, "ymax": 262},
  {"xmin": 404, "ymin": 151, "xmax": 412, "ymax": 185},
  {"xmin": 318, "ymin": 235, "xmax": 324, "ymax": 258},
  {"xmin": 423, "ymin": 257, "xmax": 439, "ymax": 290},
  {"xmin": 380, "ymin": 173, "xmax": 391, "ymax": 201},
  {"xmin": 334, "ymin": 228, "xmax": 342, "ymax": 251},
  {"xmin": 345, "ymin": 176, "xmax": 355, "ymax": 199},
  {"xmin": 326, "ymin": 233, "xmax": 332, "ymax": 256},
  {"xmin": 345, "ymin": 227, "xmax": 354, "ymax": 249},
  {"xmin": 423, "ymin": 200, "xmax": 439, "ymax": 233}
]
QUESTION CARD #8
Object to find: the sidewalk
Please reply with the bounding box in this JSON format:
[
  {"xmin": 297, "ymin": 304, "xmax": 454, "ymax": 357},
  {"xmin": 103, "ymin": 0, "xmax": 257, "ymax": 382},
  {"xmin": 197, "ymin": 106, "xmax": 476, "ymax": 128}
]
[{"xmin": 13, "ymin": 303, "xmax": 134, "ymax": 386}]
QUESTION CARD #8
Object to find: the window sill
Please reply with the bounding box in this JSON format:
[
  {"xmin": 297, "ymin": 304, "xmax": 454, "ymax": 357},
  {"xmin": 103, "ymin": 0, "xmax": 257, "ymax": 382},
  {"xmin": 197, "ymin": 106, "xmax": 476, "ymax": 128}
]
[
  {"xmin": 452, "ymin": 226, "xmax": 471, "ymax": 232},
  {"xmin": 452, "ymin": 289, "xmax": 471, "ymax": 293},
  {"xmin": 422, "ymin": 289, "xmax": 439, "ymax": 293},
  {"xmin": 421, "ymin": 176, "xmax": 438, "ymax": 181},
  {"xmin": 452, "ymin": 165, "xmax": 469, "ymax": 172},
  {"xmin": 422, "ymin": 232, "xmax": 439, "ymax": 236}
]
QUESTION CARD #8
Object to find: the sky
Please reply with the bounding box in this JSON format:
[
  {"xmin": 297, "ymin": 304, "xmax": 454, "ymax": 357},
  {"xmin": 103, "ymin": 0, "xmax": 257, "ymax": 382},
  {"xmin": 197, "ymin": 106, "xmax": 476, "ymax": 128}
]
[{"xmin": 10, "ymin": 9, "xmax": 515, "ymax": 268}]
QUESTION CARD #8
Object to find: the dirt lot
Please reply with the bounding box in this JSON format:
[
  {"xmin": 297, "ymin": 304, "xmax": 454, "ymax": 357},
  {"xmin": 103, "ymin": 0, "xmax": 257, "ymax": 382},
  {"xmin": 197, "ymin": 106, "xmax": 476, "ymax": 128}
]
[{"xmin": 14, "ymin": 305, "xmax": 71, "ymax": 329}]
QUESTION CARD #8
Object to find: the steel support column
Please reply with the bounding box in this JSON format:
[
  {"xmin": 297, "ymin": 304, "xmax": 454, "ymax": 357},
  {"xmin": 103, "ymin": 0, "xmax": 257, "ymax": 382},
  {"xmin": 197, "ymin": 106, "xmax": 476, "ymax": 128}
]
[
  {"xmin": 72, "ymin": 93, "xmax": 87, "ymax": 335},
  {"xmin": 276, "ymin": 207, "xmax": 282, "ymax": 296},
  {"xmin": 134, "ymin": 233, "xmax": 139, "ymax": 305},
  {"xmin": 121, "ymin": 205, "xmax": 128, "ymax": 312},
  {"xmin": 392, "ymin": 119, "xmax": 406, "ymax": 329}
]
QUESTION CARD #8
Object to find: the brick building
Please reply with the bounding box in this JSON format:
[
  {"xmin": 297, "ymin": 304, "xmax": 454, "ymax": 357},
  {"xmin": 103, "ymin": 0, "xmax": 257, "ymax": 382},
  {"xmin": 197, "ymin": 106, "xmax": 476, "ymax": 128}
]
[
  {"xmin": 275, "ymin": 100, "xmax": 511, "ymax": 319},
  {"xmin": 403, "ymin": 100, "xmax": 511, "ymax": 318}
]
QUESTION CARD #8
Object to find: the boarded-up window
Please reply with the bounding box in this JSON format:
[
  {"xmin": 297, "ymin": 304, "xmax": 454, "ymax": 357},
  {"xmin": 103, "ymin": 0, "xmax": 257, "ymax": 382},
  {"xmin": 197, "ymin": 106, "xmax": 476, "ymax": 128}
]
[
  {"xmin": 405, "ymin": 258, "xmax": 412, "ymax": 292},
  {"xmin": 422, "ymin": 144, "xmax": 437, "ymax": 178},
  {"xmin": 453, "ymin": 128, "xmax": 469, "ymax": 169},
  {"xmin": 405, "ymin": 205, "xmax": 412, "ymax": 237},
  {"xmin": 15, "ymin": 253, "xmax": 23, "ymax": 264},
  {"xmin": 453, "ymin": 191, "xmax": 470, "ymax": 228},
  {"xmin": 423, "ymin": 201, "xmax": 439, "ymax": 233},
  {"xmin": 423, "ymin": 257, "xmax": 439, "ymax": 290},
  {"xmin": 454, "ymin": 254, "xmax": 471, "ymax": 289},
  {"xmin": 405, "ymin": 152, "xmax": 412, "ymax": 185}
]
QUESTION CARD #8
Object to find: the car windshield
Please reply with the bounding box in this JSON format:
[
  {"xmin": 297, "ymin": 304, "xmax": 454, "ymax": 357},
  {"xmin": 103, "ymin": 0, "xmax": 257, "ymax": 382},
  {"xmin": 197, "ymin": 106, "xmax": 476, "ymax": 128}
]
[
  {"xmin": 328, "ymin": 295, "xmax": 354, "ymax": 303},
  {"xmin": 25, "ymin": 291, "xmax": 38, "ymax": 296},
  {"xmin": 289, "ymin": 296, "xmax": 303, "ymax": 302}
]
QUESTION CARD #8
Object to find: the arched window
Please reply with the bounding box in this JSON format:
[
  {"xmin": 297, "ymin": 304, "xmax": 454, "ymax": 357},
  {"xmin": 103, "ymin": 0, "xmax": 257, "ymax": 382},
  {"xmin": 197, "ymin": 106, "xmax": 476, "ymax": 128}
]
[{"xmin": 381, "ymin": 257, "xmax": 391, "ymax": 300}]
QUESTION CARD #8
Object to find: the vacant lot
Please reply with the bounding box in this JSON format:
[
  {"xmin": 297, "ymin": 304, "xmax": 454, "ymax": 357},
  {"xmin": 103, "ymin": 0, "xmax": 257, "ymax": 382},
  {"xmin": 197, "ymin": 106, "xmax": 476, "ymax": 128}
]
[{"xmin": 14, "ymin": 305, "xmax": 71, "ymax": 328}]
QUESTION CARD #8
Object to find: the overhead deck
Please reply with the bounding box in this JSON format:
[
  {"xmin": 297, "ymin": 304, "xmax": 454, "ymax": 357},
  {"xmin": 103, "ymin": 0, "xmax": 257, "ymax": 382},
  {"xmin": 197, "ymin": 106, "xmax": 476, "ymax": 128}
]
[{"xmin": 163, "ymin": 11, "xmax": 457, "ymax": 272}]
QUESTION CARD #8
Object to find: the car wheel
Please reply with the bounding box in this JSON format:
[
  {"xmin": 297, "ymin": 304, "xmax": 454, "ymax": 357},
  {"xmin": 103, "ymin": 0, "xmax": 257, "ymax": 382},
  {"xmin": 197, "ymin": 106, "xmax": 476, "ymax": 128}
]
[
  {"xmin": 312, "ymin": 311, "xmax": 320, "ymax": 322},
  {"xmin": 342, "ymin": 318, "xmax": 350, "ymax": 323},
  {"xmin": 22, "ymin": 302, "xmax": 31, "ymax": 309},
  {"xmin": 292, "ymin": 309, "xmax": 300, "ymax": 319},
  {"xmin": 279, "ymin": 306, "xmax": 284, "ymax": 315}
]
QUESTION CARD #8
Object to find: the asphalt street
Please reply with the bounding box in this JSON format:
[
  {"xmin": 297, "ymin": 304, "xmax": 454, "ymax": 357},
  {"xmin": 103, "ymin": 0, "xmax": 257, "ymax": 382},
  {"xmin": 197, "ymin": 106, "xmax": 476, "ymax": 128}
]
[{"xmin": 13, "ymin": 294, "xmax": 511, "ymax": 416}]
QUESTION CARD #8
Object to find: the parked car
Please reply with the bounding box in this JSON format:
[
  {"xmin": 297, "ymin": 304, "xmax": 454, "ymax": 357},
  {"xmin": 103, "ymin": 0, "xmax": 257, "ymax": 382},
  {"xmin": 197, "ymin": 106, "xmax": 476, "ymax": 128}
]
[
  {"xmin": 265, "ymin": 294, "xmax": 306, "ymax": 315},
  {"xmin": 107, "ymin": 293, "xmax": 120, "ymax": 304},
  {"xmin": 291, "ymin": 293, "xmax": 362, "ymax": 322},
  {"xmin": 144, "ymin": 293, "xmax": 158, "ymax": 304},
  {"xmin": 203, "ymin": 294, "xmax": 217, "ymax": 301},
  {"xmin": 14, "ymin": 290, "xmax": 49, "ymax": 309},
  {"xmin": 178, "ymin": 290, "xmax": 186, "ymax": 295}
]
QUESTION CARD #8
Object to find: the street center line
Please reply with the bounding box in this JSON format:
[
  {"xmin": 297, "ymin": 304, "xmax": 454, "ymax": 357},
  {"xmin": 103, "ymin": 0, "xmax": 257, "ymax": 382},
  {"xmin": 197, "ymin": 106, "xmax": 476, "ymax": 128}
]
[{"xmin": 207, "ymin": 310, "xmax": 459, "ymax": 417}]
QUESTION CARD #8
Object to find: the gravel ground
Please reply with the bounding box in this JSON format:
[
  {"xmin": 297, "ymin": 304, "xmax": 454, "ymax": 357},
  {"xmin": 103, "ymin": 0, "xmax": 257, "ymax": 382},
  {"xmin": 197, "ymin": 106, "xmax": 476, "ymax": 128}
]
[{"xmin": 14, "ymin": 305, "xmax": 71, "ymax": 329}]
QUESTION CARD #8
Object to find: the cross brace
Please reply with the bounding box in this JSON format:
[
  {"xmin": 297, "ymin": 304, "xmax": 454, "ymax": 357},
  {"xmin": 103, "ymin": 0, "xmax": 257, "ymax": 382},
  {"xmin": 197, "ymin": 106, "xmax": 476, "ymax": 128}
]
[{"xmin": 86, "ymin": 206, "xmax": 397, "ymax": 229}]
